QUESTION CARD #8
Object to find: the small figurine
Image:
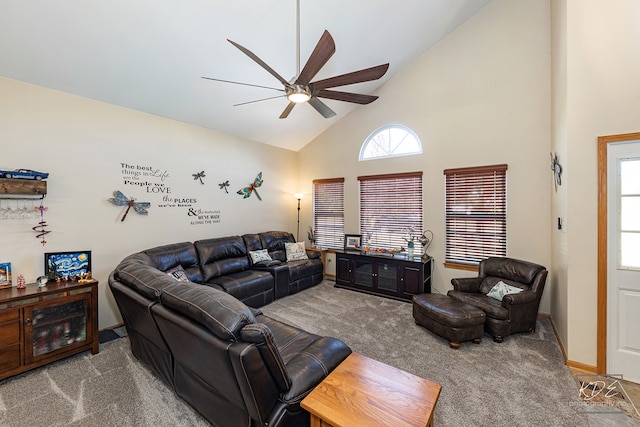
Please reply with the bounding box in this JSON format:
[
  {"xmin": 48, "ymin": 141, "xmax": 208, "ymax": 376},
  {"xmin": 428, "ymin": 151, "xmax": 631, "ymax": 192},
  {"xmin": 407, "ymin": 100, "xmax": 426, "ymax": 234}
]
[
  {"xmin": 78, "ymin": 271, "xmax": 93, "ymax": 284},
  {"xmin": 17, "ymin": 274, "xmax": 26, "ymax": 289}
]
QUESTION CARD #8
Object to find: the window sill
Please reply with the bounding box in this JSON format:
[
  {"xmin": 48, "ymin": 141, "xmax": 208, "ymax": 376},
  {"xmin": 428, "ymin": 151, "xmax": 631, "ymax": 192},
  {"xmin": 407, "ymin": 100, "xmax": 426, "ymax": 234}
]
[{"xmin": 444, "ymin": 261, "xmax": 479, "ymax": 272}]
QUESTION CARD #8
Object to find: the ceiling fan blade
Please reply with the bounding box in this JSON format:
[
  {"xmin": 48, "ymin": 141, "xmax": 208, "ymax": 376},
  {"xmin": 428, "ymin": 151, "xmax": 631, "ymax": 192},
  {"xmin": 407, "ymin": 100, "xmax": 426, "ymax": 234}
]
[
  {"xmin": 315, "ymin": 90, "xmax": 378, "ymax": 105},
  {"xmin": 311, "ymin": 63, "xmax": 390, "ymax": 91},
  {"xmin": 234, "ymin": 95, "xmax": 286, "ymax": 107},
  {"xmin": 309, "ymin": 97, "xmax": 336, "ymax": 118},
  {"xmin": 201, "ymin": 77, "xmax": 284, "ymax": 92},
  {"xmin": 227, "ymin": 39, "xmax": 291, "ymax": 88},
  {"xmin": 296, "ymin": 30, "xmax": 336, "ymax": 86},
  {"xmin": 279, "ymin": 102, "xmax": 296, "ymax": 119}
]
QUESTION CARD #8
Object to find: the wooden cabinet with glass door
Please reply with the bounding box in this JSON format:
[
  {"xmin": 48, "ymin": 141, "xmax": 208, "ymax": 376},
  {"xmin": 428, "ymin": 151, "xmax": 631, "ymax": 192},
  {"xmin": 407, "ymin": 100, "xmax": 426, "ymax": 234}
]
[{"xmin": 0, "ymin": 280, "xmax": 98, "ymax": 380}]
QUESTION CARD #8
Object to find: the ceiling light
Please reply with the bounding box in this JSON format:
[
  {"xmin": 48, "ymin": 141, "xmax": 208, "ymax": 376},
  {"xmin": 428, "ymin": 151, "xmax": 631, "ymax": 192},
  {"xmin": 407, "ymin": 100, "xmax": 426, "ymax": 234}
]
[{"xmin": 287, "ymin": 85, "xmax": 311, "ymax": 103}]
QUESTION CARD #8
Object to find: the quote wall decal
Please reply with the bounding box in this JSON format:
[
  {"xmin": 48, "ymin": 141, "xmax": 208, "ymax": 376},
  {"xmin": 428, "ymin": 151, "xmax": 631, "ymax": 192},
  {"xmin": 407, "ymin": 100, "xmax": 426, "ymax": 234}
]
[{"xmin": 118, "ymin": 162, "xmax": 221, "ymax": 226}]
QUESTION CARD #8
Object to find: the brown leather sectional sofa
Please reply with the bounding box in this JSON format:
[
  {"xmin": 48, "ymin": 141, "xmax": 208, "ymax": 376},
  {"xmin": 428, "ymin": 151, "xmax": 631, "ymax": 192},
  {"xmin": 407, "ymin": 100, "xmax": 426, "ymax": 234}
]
[{"xmin": 108, "ymin": 231, "xmax": 351, "ymax": 427}]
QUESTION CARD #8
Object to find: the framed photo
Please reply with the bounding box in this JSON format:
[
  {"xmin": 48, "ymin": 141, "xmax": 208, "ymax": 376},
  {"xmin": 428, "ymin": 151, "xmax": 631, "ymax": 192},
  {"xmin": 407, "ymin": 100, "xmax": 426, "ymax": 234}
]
[
  {"xmin": 0, "ymin": 262, "xmax": 12, "ymax": 289},
  {"xmin": 45, "ymin": 251, "xmax": 91, "ymax": 280},
  {"xmin": 344, "ymin": 234, "xmax": 362, "ymax": 251}
]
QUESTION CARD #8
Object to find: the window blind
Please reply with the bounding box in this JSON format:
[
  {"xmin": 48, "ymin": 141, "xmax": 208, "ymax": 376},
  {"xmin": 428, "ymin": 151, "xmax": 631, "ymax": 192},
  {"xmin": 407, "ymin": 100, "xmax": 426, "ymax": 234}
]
[
  {"xmin": 313, "ymin": 178, "xmax": 345, "ymax": 249},
  {"xmin": 444, "ymin": 164, "xmax": 507, "ymax": 266},
  {"xmin": 358, "ymin": 172, "xmax": 423, "ymax": 252}
]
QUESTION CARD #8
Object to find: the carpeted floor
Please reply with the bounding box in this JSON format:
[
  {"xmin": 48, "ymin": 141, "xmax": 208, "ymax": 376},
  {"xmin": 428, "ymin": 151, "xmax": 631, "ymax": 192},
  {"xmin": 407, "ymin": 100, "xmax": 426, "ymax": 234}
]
[{"xmin": 0, "ymin": 280, "xmax": 638, "ymax": 426}]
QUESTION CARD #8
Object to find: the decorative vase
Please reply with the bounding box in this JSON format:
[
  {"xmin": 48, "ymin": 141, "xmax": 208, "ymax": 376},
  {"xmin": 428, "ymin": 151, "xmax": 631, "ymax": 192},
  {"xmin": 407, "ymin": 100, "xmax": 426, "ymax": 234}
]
[{"xmin": 407, "ymin": 241, "xmax": 414, "ymax": 258}]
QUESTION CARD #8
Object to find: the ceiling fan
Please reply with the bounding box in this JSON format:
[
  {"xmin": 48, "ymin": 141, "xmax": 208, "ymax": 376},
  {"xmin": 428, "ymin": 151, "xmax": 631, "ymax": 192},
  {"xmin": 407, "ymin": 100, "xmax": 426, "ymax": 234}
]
[{"xmin": 202, "ymin": 0, "xmax": 389, "ymax": 119}]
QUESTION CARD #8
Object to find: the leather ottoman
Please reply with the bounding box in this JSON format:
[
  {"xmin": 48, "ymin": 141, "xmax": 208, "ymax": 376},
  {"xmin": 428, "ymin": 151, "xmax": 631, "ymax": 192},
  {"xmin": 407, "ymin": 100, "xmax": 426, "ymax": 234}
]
[{"xmin": 412, "ymin": 293, "xmax": 486, "ymax": 349}]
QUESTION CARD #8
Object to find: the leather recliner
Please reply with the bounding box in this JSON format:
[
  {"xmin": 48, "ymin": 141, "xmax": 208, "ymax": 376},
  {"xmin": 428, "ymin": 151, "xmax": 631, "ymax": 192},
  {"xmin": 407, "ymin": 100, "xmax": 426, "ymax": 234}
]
[
  {"xmin": 109, "ymin": 253, "xmax": 351, "ymax": 427},
  {"xmin": 448, "ymin": 257, "xmax": 548, "ymax": 343}
]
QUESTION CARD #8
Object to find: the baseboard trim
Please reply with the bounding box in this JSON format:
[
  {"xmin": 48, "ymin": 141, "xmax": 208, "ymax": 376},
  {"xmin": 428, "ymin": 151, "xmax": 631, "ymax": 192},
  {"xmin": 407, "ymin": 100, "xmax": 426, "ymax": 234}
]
[
  {"xmin": 541, "ymin": 313, "xmax": 599, "ymax": 374},
  {"xmin": 566, "ymin": 360, "xmax": 598, "ymax": 374}
]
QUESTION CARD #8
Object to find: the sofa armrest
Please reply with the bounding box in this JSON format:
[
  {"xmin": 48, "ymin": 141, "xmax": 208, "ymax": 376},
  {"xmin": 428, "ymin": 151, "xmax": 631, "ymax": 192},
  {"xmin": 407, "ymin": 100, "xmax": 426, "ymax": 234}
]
[
  {"xmin": 305, "ymin": 250, "xmax": 321, "ymax": 260},
  {"xmin": 240, "ymin": 323, "xmax": 291, "ymax": 391},
  {"xmin": 252, "ymin": 263, "xmax": 290, "ymax": 299},
  {"xmin": 280, "ymin": 337, "xmax": 352, "ymax": 405},
  {"xmin": 451, "ymin": 277, "xmax": 483, "ymax": 293},
  {"xmin": 502, "ymin": 290, "xmax": 537, "ymax": 307}
]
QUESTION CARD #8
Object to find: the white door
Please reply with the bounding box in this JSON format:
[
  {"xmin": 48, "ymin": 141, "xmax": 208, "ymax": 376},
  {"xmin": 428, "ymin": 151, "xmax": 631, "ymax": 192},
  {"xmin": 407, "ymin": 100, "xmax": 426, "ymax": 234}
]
[{"xmin": 607, "ymin": 140, "xmax": 640, "ymax": 383}]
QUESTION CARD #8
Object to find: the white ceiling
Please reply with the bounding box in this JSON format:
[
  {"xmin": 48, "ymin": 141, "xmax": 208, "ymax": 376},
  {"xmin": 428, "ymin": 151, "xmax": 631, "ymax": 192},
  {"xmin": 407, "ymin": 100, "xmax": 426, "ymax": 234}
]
[{"xmin": 0, "ymin": 0, "xmax": 491, "ymax": 151}]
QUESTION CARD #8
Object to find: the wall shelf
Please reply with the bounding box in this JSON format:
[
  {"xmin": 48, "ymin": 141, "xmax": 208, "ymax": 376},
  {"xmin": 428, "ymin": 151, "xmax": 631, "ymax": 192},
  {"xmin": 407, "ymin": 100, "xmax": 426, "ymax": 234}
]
[{"xmin": 0, "ymin": 178, "xmax": 47, "ymax": 199}]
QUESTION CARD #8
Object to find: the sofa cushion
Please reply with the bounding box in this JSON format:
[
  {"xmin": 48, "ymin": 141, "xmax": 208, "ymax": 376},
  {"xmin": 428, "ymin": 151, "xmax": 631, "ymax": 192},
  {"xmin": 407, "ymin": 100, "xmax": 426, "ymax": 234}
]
[
  {"xmin": 448, "ymin": 290, "xmax": 509, "ymax": 320},
  {"xmin": 482, "ymin": 257, "xmax": 545, "ymax": 286},
  {"xmin": 486, "ymin": 281, "xmax": 524, "ymax": 301},
  {"xmin": 195, "ymin": 236, "xmax": 250, "ymax": 281},
  {"xmin": 249, "ymin": 249, "xmax": 272, "ymax": 264},
  {"xmin": 160, "ymin": 282, "xmax": 256, "ymax": 341},
  {"xmin": 259, "ymin": 231, "xmax": 296, "ymax": 262},
  {"xmin": 144, "ymin": 242, "xmax": 203, "ymax": 283},
  {"xmin": 207, "ymin": 269, "xmax": 274, "ymax": 301},
  {"xmin": 479, "ymin": 275, "xmax": 528, "ymax": 295},
  {"xmin": 242, "ymin": 233, "xmax": 263, "ymax": 253},
  {"xmin": 285, "ymin": 242, "xmax": 309, "ymax": 262},
  {"xmin": 288, "ymin": 258, "xmax": 323, "ymax": 282}
]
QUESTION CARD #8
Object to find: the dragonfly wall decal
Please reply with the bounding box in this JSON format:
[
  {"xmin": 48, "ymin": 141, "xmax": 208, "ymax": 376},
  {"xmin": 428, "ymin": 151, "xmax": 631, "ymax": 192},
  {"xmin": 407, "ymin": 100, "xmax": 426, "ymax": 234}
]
[
  {"xmin": 193, "ymin": 171, "xmax": 206, "ymax": 184},
  {"xmin": 219, "ymin": 180, "xmax": 230, "ymax": 193},
  {"xmin": 108, "ymin": 190, "xmax": 151, "ymax": 222},
  {"xmin": 237, "ymin": 172, "xmax": 263, "ymax": 201}
]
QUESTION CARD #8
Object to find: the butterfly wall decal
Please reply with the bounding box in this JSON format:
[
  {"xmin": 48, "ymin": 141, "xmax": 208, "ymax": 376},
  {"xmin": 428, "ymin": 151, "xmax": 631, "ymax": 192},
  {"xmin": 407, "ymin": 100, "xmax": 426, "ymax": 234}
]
[
  {"xmin": 193, "ymin": 171, "xmax": 206, "ymax": 185},
  {"xmin": 108, "ymin": 190, "xmax": 151, "ymax": 222},
  {"xmin": 237, "ymin": 172, "xmax": 263, "ymax": 201},
  {"xmin": 219, "ymin": 180, "xmax": 230, "ymax": 193}
]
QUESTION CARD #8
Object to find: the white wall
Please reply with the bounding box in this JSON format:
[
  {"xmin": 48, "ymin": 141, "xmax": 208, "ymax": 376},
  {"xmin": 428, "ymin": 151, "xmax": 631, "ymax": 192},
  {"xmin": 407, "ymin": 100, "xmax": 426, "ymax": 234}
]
[
  {"xmin": 550, "ymin": 0, "xmax": 569, "ymax": 358},
  {"xmin": 0, "ymin": 77, "xmax": 298, "ymax": 329},
  {"xmin": 299, "ymin": 0, "xmax": 552, "ymax": 310},
  {"xmin": 560, "ymin": 0, "xmax": 640, "ymax": 366}
]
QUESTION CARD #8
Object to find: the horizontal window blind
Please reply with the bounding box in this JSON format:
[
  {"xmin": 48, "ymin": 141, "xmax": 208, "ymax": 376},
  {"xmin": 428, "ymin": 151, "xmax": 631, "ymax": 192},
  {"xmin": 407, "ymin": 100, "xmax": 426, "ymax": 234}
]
[
  {"xmin": 313, "ymin": 178, "xmax": 345, "ymax": 249},
  {"xmin": 359, "ymin": 172, "xmax": 423, "ymax": 252},
  {"xmin": 444, "ymin": 164, "xmax": 507, "ymax": 265}
]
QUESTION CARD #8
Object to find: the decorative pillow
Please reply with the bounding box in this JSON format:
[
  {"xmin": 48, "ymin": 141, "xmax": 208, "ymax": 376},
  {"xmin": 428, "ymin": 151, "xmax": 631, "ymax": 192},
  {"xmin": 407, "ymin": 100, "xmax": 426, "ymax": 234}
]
[
  {"xmin": 486, "ymin": 280, "xmax": 523, "ymax": 301},
  {"xmin": 165, "ymin": 265, "xmax": 189, "ymax": 282},
  {"xmin": 285, "ymin": 241, "xmax": 309, "ymax": 262},
  {"xmin": 249, "ymin": 249, "xmax": 272, "ymax": 264}
]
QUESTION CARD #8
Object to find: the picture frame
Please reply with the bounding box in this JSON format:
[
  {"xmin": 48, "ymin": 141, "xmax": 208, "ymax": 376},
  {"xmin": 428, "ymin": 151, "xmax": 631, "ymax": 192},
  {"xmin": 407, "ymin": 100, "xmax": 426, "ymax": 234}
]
[
  {"xmin": 344, "ymin": 234, "xmax": 362, "ymax": 251},
  {"xmin": 44, "ymin": 251, "xmax": 92, "ymax": 280},
  {"xmin": 0, "ymin": 262, "xmax": 12, "ymax": 289}
]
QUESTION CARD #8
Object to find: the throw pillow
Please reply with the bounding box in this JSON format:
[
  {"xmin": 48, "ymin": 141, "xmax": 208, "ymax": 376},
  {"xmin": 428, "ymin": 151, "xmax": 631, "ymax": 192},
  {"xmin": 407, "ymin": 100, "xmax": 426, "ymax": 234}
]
[
  {"xmin": 165, "ymin": 265, "xmax": 189, "ymax": 282},
  {"xmin": 249, "ymin": 249, "xmax": 272, "ymax": 264},
  {"xmin": 285, "ymin": 241, "xmax": 309, "ymax": 262},
  {"xmin": 486, "ymin": 280, "xmax": 523, "ymax": 301}
]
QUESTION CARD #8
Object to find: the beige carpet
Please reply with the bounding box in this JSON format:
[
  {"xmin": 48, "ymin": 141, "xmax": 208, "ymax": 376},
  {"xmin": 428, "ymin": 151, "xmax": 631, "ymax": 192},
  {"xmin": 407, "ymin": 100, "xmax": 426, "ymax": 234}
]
[{"xmin": 1, "ymin": 280, "xmax": 639, "ymax": 426}]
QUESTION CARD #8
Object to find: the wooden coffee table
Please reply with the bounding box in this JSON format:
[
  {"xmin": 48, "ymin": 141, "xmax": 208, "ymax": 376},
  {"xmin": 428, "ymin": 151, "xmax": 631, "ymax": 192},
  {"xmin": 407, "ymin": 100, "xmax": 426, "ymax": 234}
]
[{"xmin": 301, "ymin": 352, "xmax": 441, "ymax": 427}]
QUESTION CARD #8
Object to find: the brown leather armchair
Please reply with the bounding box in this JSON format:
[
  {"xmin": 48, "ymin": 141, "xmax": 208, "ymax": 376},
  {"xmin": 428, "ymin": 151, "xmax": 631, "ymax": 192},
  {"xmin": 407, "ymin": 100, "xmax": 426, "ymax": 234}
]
[{"xmin": 448, "ymin": 257, "xmax": 548, "ymax": 343}]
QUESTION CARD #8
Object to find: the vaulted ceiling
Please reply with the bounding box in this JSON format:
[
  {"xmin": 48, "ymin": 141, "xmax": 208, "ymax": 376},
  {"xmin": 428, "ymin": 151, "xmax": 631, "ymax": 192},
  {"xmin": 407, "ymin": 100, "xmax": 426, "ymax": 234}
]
[{"xmin": 1, "ymin": 0, "xmax": 491, "ymax": 151}]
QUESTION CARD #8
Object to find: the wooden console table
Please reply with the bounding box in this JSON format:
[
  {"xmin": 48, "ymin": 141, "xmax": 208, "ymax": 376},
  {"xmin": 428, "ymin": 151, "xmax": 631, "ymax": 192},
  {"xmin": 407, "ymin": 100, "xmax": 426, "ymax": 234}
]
[
  {"xmin": 0, "ymin": 280, "xmax": 99, "ymax": 380},
  {"xmin": 335, "ymin": 250, "xmax": 432, "ymax": 302},
  {"xmin": 302, "ymin": 352, "xmax": 441, "ymax": 426}
]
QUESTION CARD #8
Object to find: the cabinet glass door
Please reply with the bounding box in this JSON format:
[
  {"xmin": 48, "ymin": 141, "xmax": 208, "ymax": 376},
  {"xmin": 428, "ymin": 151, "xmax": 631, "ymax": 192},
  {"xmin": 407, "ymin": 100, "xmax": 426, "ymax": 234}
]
[
  {"xmin": 354, "ymin": 259, "xmax": 374, "ymax": 287},
  {"xmin": 26, "ymin": 296, "xmax": 88, "ymax": 362},
  {"xmin": 377, "ymin": 262, "xmax": 398, "ymax": 292}
]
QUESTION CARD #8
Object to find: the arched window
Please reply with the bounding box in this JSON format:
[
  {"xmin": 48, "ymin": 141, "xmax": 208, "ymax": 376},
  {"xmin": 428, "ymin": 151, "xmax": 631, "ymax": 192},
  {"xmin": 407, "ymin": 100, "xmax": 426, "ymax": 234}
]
[{"xmin": 359, "ymin": 124, "xmax": 422, "ymax": 161}]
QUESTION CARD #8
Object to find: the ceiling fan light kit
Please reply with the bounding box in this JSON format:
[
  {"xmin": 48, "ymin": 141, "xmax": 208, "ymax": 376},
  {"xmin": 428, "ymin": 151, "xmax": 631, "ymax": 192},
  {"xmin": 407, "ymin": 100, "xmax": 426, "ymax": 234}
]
[
  {"xmin": 286, "ymin": 85, "xmax": 311, "ymax": 103},
  {"xmin": 203, "ymin": 0, "xmax": 389, "ymax": 119}
]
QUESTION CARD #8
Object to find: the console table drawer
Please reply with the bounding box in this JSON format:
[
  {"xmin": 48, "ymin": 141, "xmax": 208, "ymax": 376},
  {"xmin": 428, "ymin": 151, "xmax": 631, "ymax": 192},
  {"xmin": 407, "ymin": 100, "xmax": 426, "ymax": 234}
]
[
  {"xmin": 0, "ymin": 343, "xmax": 21, "ymax": 372},
  {"xmin": 0, "ymin": 322, "xmax": 19, "ymax": 346},
  {"xmin": 0, "ymin": 309, "xmax": 18, "ymax": 323}
]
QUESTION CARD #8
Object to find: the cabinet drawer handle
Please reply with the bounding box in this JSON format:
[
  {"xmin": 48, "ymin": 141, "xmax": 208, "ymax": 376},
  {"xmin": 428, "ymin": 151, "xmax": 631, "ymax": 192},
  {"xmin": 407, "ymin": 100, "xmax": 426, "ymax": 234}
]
[{"xmin": 25, "ymin": 318, "xmax": 32, "ymax": 326}]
